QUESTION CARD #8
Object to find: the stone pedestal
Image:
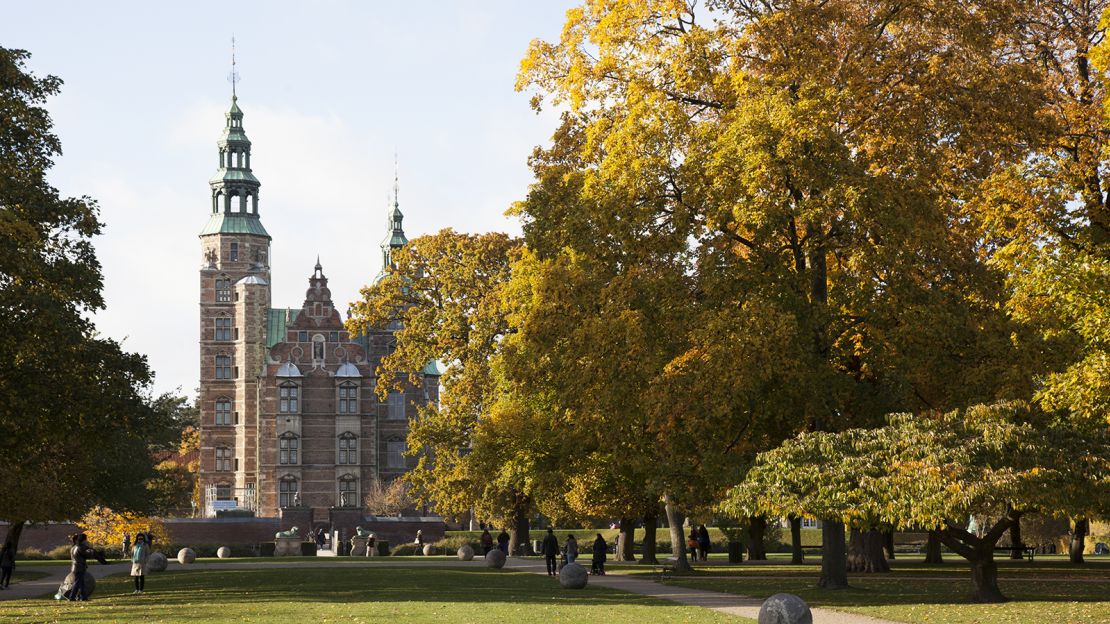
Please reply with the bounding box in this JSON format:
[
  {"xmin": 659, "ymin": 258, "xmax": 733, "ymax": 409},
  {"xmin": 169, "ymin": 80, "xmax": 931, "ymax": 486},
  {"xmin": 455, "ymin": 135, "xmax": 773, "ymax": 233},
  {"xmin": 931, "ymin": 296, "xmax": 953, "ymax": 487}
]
[
  {"xmin": 351, "ymin": 536, "xmax": 368, "ymax": 556},
  {"xmin": 279, "ymin": 507, "xmax": 313, "ymax": 534},
  {"xmin": 275, "ymin": 537, "xmax": 302, "ymax": 556},
  {"xmin": 329, "ymin": 507, "xmax": 365, "ymax": 544}
]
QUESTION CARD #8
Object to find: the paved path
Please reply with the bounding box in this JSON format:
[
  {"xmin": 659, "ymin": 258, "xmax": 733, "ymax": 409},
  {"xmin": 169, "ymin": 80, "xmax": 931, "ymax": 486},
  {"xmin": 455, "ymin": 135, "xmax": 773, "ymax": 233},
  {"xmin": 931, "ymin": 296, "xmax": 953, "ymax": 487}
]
[{"xmin": 505, "ymin": 559, "xmax": 900, "ymax": 624}]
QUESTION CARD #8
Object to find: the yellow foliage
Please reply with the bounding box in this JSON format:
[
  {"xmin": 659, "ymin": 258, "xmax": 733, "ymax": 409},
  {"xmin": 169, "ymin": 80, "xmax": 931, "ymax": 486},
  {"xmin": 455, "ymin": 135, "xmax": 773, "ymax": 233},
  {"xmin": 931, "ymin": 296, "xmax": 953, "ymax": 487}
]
[{"xmin": 78, "ymin": 506, "xmax": 165, "ymax": 549}]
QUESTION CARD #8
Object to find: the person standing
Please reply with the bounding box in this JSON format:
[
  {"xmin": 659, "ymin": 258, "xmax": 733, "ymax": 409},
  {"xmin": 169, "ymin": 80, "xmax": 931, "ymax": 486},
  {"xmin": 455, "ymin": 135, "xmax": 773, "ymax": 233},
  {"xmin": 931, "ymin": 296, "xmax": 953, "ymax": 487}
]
[
  {"xmin": 130, "ymin": 533, "xmax": 149, "ymax": 594},
  {"xmin": 0, "ymin": 540, "xmax": 14, "ymax": 589},
  {"xmin": 480, "ymin": 530, "xmax": 493, "ymax": 555},
  {"xmin": 591, "ymin": 534, "xmax": 607, "ymax": 575},
  {"xmin": 687, "ymin": 528, "xmax": 700, "ymax": 562},
  {"xmin": 565, "ymin": 534, "xmax": 578, "ymax": 564},
  {"xmin": 697, "ymin": 525, "xmax": 711, "ymax": 562},
  {"xmin": 122, "ymin": 532, "xmax": 131, "ymax": 558},
  {"xmin": 496, "ymin": 529, "xmax": 510, "ymax": 555},
  {"xmin": 65, "ymin": 534, "xmax": 96, "ymax": 601},
  {"xmin": 541, "ymin": 529, "xmax": 560, "ymax": 576}
]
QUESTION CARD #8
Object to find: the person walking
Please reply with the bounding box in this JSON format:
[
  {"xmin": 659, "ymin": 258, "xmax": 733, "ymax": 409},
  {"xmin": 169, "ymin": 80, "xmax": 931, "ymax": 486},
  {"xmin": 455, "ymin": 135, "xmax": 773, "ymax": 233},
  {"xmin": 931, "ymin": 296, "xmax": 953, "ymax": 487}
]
[
  {"xmin": 130, "ymin": 533, "xmax": 149, "ymax": 594},
  {"xmin": 565, "ymin": 534, "xmax": 578, "ymax": 564},
  {"xmin": 65, "ymin": 534, "xmax": 96, "ymax": 601},
  {"xmin": 697, "ymin": 525, "xmax": 711, "ymax": 562},
  {"xmin": 541, "ymin": 529, "xmax": 560, "ymax": 576},
  {"xmin": 591, "ymin": 534, "xmax": 607, "ymax": 575},
  {"xmin": 0, "ymin": 540, "xmax": 14, "ymax": 589},
  {"xmin": 480, "ymin": 530, "xmax": 493, "ymax": 555},
  {"xmin": 496, "ymin": 529, "xmax": 510, "ymax": 555}
]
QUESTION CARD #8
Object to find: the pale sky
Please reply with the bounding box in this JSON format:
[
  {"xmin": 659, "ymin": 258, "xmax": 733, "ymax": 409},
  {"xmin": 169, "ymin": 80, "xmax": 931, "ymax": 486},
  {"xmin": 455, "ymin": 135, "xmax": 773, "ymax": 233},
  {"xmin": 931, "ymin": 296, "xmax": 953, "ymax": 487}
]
[{"xmin": 2, "ymin": 1, "xmax": 574, "ymax": 396}]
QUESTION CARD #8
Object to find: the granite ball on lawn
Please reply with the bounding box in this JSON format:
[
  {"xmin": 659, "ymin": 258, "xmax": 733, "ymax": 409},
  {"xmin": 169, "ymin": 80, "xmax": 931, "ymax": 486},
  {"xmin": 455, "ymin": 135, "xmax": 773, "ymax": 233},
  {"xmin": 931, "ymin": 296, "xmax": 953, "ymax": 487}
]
[
  {"xmin": 457, "ymin": 545, "xmax": 475, "ymax": 561},
  {"xmin": 56, "ymin": 571, "xmax": 96, "ymax": 599},
  {"xmin": 177, "ymin": 547, "xmax": 196, "ymax": 565},
  {"xmin": 485, "ymin": 549, "xmax": 506, "ymax": 568},
  {"xmin": 147, "ymin": 552, "xmax": 168, "ymax": 572},
  {"xmin": 423, "ymin": 543, "xmax": 436, "ymax": 556},
  {"xmin": 217, "ymin": 546, "xmax": 231, "ymax": 559},
  {"xmin": 758, "ymin": 593, "xmax": 813, "ymax": 624},
  {"xmin": 558, "ymin": 562, "xmax": 588, "ymax": 589}
]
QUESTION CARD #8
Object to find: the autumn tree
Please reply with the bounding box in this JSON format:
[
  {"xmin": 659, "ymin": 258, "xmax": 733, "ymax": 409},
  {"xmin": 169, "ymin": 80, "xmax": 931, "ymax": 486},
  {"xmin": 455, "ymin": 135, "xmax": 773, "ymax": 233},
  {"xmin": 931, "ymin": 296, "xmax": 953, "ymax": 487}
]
[
  {"xmin": 0, "ymin": 47, "xmax": 173, "ymax": 550},
  {"xmin": 345, "ymin": 229, "xmax": 536, "ymax": 551},
  {"xmin": 516, "ymin": 0, "xmax": 1038, "ymax": 580},
  {"xmin": 726, "ymin": 402, "xmax": 1109, "ymax": 602}
]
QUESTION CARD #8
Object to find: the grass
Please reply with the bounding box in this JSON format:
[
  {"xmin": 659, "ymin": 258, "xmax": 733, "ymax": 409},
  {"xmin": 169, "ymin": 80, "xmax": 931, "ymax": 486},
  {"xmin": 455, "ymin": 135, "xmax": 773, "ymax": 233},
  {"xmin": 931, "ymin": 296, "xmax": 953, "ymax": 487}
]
[
  {"xmin": 0, "ymin": 566, "xmax": 750, "ymax": 624},
  {"xmin": 3, "ymin": 570, "xmax": 48, "ymax": 586},
  {"xmin": 644, "ymin": 556, "xmax": 1110, "ymax": 624}
]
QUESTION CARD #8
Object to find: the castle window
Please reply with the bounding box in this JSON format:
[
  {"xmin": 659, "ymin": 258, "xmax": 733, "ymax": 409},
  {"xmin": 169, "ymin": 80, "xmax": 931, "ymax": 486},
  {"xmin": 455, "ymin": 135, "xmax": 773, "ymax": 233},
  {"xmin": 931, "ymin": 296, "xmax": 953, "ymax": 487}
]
[
  {"xmin": 298, "ymin": 331, "xmax": 308, "ymax": 343},
  {"xmin": 216, "ymin": 484, "xmax": 233, "ymax": 500},
  {"xmin": 386, "ymin": 441, "xmax": 405, "ymax": 469},
  {"xmin": 279, "ymin": 383, "xmax": 299, "ymax": 413},
  {"xmin": 215, "ymin": 277, "xmax": 232, "ymax": 303},
  {"xmin": 338, "ymin": 475, "xmax": 358, "ymax": 507},
  {"xmin": 215, "ymin": 398, "xmax": 233, "ymax": 426},
  {"xmin": 338, "ymin": 382, "xmax": 358, "ymax": 414},
  {"xmin": 330, "ymin": 331, "xmax": 339, "ymax": 343},
  {"xmin": 338, "ymin": 432, "xmax": 358, "ymax": 465},
  {"xmin": 387, "ymin": 391, "xmax": 405, "ymax": 420},
  {"xmin": 230, "ymin": 242, "xmax": 239, "ymax": 262},
  {"xmin": 279, "ymin": 476, "xmax": 298, "ymax": 508},
  {"xmin": 279, "ymin": 433, "xmax": 299, "ymax": 465},
  {"xmin": 313, "ymin": 334, "xmax": 325, "ymax": 360},
  {"xmin": 215, "ymin": 355, "xmax": 232, "ymax": 380},
  {"xmin": 215, "ymin": 447, "xmax": 233, "ymax": 472},
  {"xmin": 215, "ymin": 317, "xmax": 232, "ymax": 341}
]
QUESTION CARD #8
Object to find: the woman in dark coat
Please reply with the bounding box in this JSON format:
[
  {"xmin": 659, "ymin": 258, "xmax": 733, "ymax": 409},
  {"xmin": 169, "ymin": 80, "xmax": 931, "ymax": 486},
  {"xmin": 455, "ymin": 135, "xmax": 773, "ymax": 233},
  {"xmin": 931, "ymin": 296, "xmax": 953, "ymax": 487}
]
[
  {"xmin": 697, "ymin": 525, "xmax": 711, "ymax": 562},
  {"xmin": 591, "ymin": 534, "xmax": 608, "ymax": 575}
]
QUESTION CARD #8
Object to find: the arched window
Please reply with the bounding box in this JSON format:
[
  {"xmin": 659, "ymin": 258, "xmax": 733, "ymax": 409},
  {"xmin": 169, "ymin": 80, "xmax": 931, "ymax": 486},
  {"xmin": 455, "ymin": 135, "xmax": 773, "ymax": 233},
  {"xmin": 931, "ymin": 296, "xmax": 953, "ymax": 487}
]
[
  {"xmin": 338, "ymin": 382, "xmax": 358, "ymax": 414},
  {"xmin": 338, "ymin": 474, "xmax": 358, "ymax": 508},
  {"xmin": 279, "ymin": 476, "xmax": 299, "ymax": 508},
  {"xmin": 215, "ymin": 397, "xmax": 233, "ymax": 425},
  {"xmin": 338, "ymin": 432, "xmax": 358, "ymax": 465},
  {"xmin": 279, "ymin": 433, "xmax": 299, "ymax": 465},
  {"xmin": 215, "ymin": 276, "xmax": 232, "ymax": 303},
  {"xmin": 215, "ymin": 355, "xmax": 232, "ymax": 380},
  {"xmin": 279, "ymin": 383, "xmax": 299, "ymax": 413},
  {"xmin": 215, "ymin": 446, "xmax": 233, "ymax": 472}
]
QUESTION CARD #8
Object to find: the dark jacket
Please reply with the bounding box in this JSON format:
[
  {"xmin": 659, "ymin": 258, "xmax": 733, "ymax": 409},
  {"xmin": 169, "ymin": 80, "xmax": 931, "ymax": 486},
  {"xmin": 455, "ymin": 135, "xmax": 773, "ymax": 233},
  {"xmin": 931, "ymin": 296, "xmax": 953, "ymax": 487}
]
[
  {"xmin": 496, "ymin": 531, "xmax": 510, "ymax": 546},
  {"xmin": 480, "ymin": 532, "xmax": 493, "ymax": 547},
  {"xmin": 697, "ymin": 526, "xmax": 711, "ymax": 549},
  {"xmin": 542, "ymin": 533, "xmax": 559, "ymax": 556},
  {"xmin": 592, "ymin": 537, "xmax": 607, "ymax": 561},
  {"xmin": 70, "ymin": 543, "xmax": 96, "ymax": 573},
  {"xmin": 0, "ymin": 544, "xmax": 14, "ymax": 567}
]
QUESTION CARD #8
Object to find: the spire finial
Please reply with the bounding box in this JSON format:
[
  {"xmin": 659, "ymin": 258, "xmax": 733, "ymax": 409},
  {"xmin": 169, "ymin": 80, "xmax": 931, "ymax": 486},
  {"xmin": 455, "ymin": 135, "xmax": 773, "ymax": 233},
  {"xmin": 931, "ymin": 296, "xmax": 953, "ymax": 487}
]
[
  {"xmin": 229, "ymin": 36, "xmax": 240, "ymax": 99},
  {"xmin": 393, "ymin": 151, "xmax": 399, "ymax": 209}
]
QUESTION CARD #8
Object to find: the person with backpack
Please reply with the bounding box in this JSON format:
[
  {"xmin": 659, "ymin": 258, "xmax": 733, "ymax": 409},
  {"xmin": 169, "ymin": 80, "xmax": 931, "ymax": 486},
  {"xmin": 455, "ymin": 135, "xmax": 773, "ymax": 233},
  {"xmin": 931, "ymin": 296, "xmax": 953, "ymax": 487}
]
[
  {"xmin": 687, "ymin": 528, "xmax": 700, "ymax": 562},
  {"xmin": 591, "ymin": 534, "xmax": 608, "ymax": 575},
  {"xmin": 130, "ymin": 533, "xmax": 149, "ymax": 594},
  {"xmin": 541, "ymin": 529, "xmax": 560, "ymax": 576}
]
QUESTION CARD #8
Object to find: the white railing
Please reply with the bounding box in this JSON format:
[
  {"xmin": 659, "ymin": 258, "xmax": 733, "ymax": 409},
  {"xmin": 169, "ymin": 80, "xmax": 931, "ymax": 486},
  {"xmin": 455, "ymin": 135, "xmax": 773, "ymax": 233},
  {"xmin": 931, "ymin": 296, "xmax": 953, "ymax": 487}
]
[{"xmin": 204, "ymin": 484, "xmax": 258, "ymax": 517}]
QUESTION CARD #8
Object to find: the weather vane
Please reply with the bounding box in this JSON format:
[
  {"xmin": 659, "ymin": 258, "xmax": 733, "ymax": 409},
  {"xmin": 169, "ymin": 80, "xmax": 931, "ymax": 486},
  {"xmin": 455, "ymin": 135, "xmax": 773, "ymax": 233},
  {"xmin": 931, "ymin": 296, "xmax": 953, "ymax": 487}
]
[{"xmin": 228, "ymin": 36, "xmax": 240, "ymax": 97}]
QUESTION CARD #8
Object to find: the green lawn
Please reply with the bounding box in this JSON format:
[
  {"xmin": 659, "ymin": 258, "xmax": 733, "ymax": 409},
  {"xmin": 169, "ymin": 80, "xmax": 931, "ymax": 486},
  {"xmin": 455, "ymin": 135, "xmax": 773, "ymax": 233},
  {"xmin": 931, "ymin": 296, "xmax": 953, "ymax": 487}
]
[
  {"xmin": 3, "ymin": 570, "xmax": 48, "ymax": 586},
  {"xmin": 0, "ymin": 566, "xmax": 750, "ymax": 624},
  {"xmin": 646, "ymin": 558, "xmax": 1110, "ymax": 624}
]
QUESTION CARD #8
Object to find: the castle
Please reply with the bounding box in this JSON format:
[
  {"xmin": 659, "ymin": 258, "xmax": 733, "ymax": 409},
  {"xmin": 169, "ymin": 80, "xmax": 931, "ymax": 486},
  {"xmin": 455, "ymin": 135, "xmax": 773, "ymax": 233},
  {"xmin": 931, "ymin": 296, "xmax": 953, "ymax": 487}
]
[{"xmin": 196, "ymin": 94, "xmax": 438, "ymax": 521}]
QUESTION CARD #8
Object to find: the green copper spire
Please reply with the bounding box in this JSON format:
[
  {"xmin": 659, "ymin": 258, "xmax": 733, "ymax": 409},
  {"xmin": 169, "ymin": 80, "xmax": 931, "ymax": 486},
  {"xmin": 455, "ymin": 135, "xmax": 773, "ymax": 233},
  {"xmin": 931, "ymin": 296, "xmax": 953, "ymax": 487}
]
[
  {"xmin": 381, "ymin": 161, "xmax": 407, "ymax": 269},
  {"xmin": 201, "ymin": 41, "xmax": 269, "ymax": 239}
]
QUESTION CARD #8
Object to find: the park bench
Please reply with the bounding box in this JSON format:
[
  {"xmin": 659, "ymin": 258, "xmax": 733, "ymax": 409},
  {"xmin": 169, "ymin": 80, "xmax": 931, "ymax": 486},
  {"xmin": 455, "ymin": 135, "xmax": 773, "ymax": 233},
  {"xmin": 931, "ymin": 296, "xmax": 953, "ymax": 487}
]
[{"xmin": 993, "ymin": 546, "xmax": 1036, "ymax": 561}]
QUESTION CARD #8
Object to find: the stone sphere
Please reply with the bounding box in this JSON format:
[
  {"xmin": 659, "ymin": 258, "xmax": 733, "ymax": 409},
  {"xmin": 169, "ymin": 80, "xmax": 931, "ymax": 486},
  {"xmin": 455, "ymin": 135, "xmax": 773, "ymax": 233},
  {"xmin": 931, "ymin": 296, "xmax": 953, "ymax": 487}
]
[
  {"xmin": 147, "ymin": 552, "xmax": 168, "ymax": 572},
  {"xmin": 55, "ymin": 571, "xmax": 96, "ymax": 599},
  {"xmin": 177, "ymin": 547, "xmax": 196, "ymax": 564},
  {"xmin": 217, "ymin": 546, "xmax": 231, "ymax": 559},
  {"xmin": 558, "ymin": 562, "xmax": 588, "ymax": 589},
  {"xmin": 423, "ymin": 543, "xmax": 436, "ymax": 556},
  {"xmin": 758, "ymin": 593, "xmax": 813, "ymax": 624},
  {"xmin": 457, "ymin": 544, "xmax": 475, "ymax": 561},
  {"xmin": 485, "ymin": 549, "xmax": 507, "ymax": 568}
]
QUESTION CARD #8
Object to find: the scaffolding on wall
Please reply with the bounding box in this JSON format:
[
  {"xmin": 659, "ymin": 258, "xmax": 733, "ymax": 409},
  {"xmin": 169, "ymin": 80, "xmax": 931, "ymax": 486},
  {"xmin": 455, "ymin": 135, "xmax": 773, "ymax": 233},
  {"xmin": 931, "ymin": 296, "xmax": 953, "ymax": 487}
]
[{"xmin": 204, "ymin": 483, "xmax": 258, "ymax": 517}]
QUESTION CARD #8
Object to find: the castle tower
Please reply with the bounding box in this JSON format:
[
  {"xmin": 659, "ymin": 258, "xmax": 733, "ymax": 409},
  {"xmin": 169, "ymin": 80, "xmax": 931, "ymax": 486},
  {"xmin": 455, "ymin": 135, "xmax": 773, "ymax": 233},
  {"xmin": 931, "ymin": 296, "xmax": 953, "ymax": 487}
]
[
  {"xmin": 198, "ymin": 92, "xmax": 272, "ymax": 515},
  {"xmin": 381, "ymin": 169, "xmax": 408, "ymax": 272}
]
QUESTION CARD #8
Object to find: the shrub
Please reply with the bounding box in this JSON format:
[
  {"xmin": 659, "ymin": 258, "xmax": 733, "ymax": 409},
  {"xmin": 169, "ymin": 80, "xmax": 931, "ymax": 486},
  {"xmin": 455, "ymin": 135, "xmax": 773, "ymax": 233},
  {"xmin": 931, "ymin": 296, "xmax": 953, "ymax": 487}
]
[{"xmin": 16, "ymin": 547, "xmax": 49, "ymax": 560}]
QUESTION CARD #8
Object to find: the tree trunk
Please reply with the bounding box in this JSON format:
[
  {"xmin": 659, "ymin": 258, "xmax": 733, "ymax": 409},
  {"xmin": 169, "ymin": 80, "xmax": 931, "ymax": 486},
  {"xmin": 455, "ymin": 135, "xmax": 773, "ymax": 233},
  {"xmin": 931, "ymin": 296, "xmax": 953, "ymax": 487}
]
[
  {"xmin": 747, "ymin": 515, "xmax": 768, "ymax": 560},
  {"xmin": 970, "ymin": 558, "xmax": 1007, "ymax": 603},
  {"xmin": 847, "ymin": 528, "xmax": 890, "ymax": 573},
  {"xmin": 508, "ymin": 498, "xmax": 530, "ymax": 556},
  {"xmin": 818, "ymin": 520, "xmax": 849, "ymax": 589},
  {"xmin": 663, "ymin": 493, "xmax": 692, "ymax": 573},
  {"xmin": 1009, "ymin": 513, "xmax": 1024, "ymax": 560},
  {"xmin": 1070, "ymin": 518, "xmax": 1088, "ymax": 564},
  {"xmin": 882, "ymin": 529, "xmax": 895, "ymax": 560},
  {"xmin": 789, "ymin": 515, "xmax": 804, "ymax": 564},
  {"xmin": 3, "ymin": 521, "xmax": 26, "ymax": 554},
  {"xmin": 924, "ymin": 530, "xmax": 944, "ymax": 564},
  {"xmin": 617, "ymin": 517, "xmax": 636, "ymax": 562},
  {"xmin": 640, "ymin": 510, "xmax": 659, "ymax": 565}
]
